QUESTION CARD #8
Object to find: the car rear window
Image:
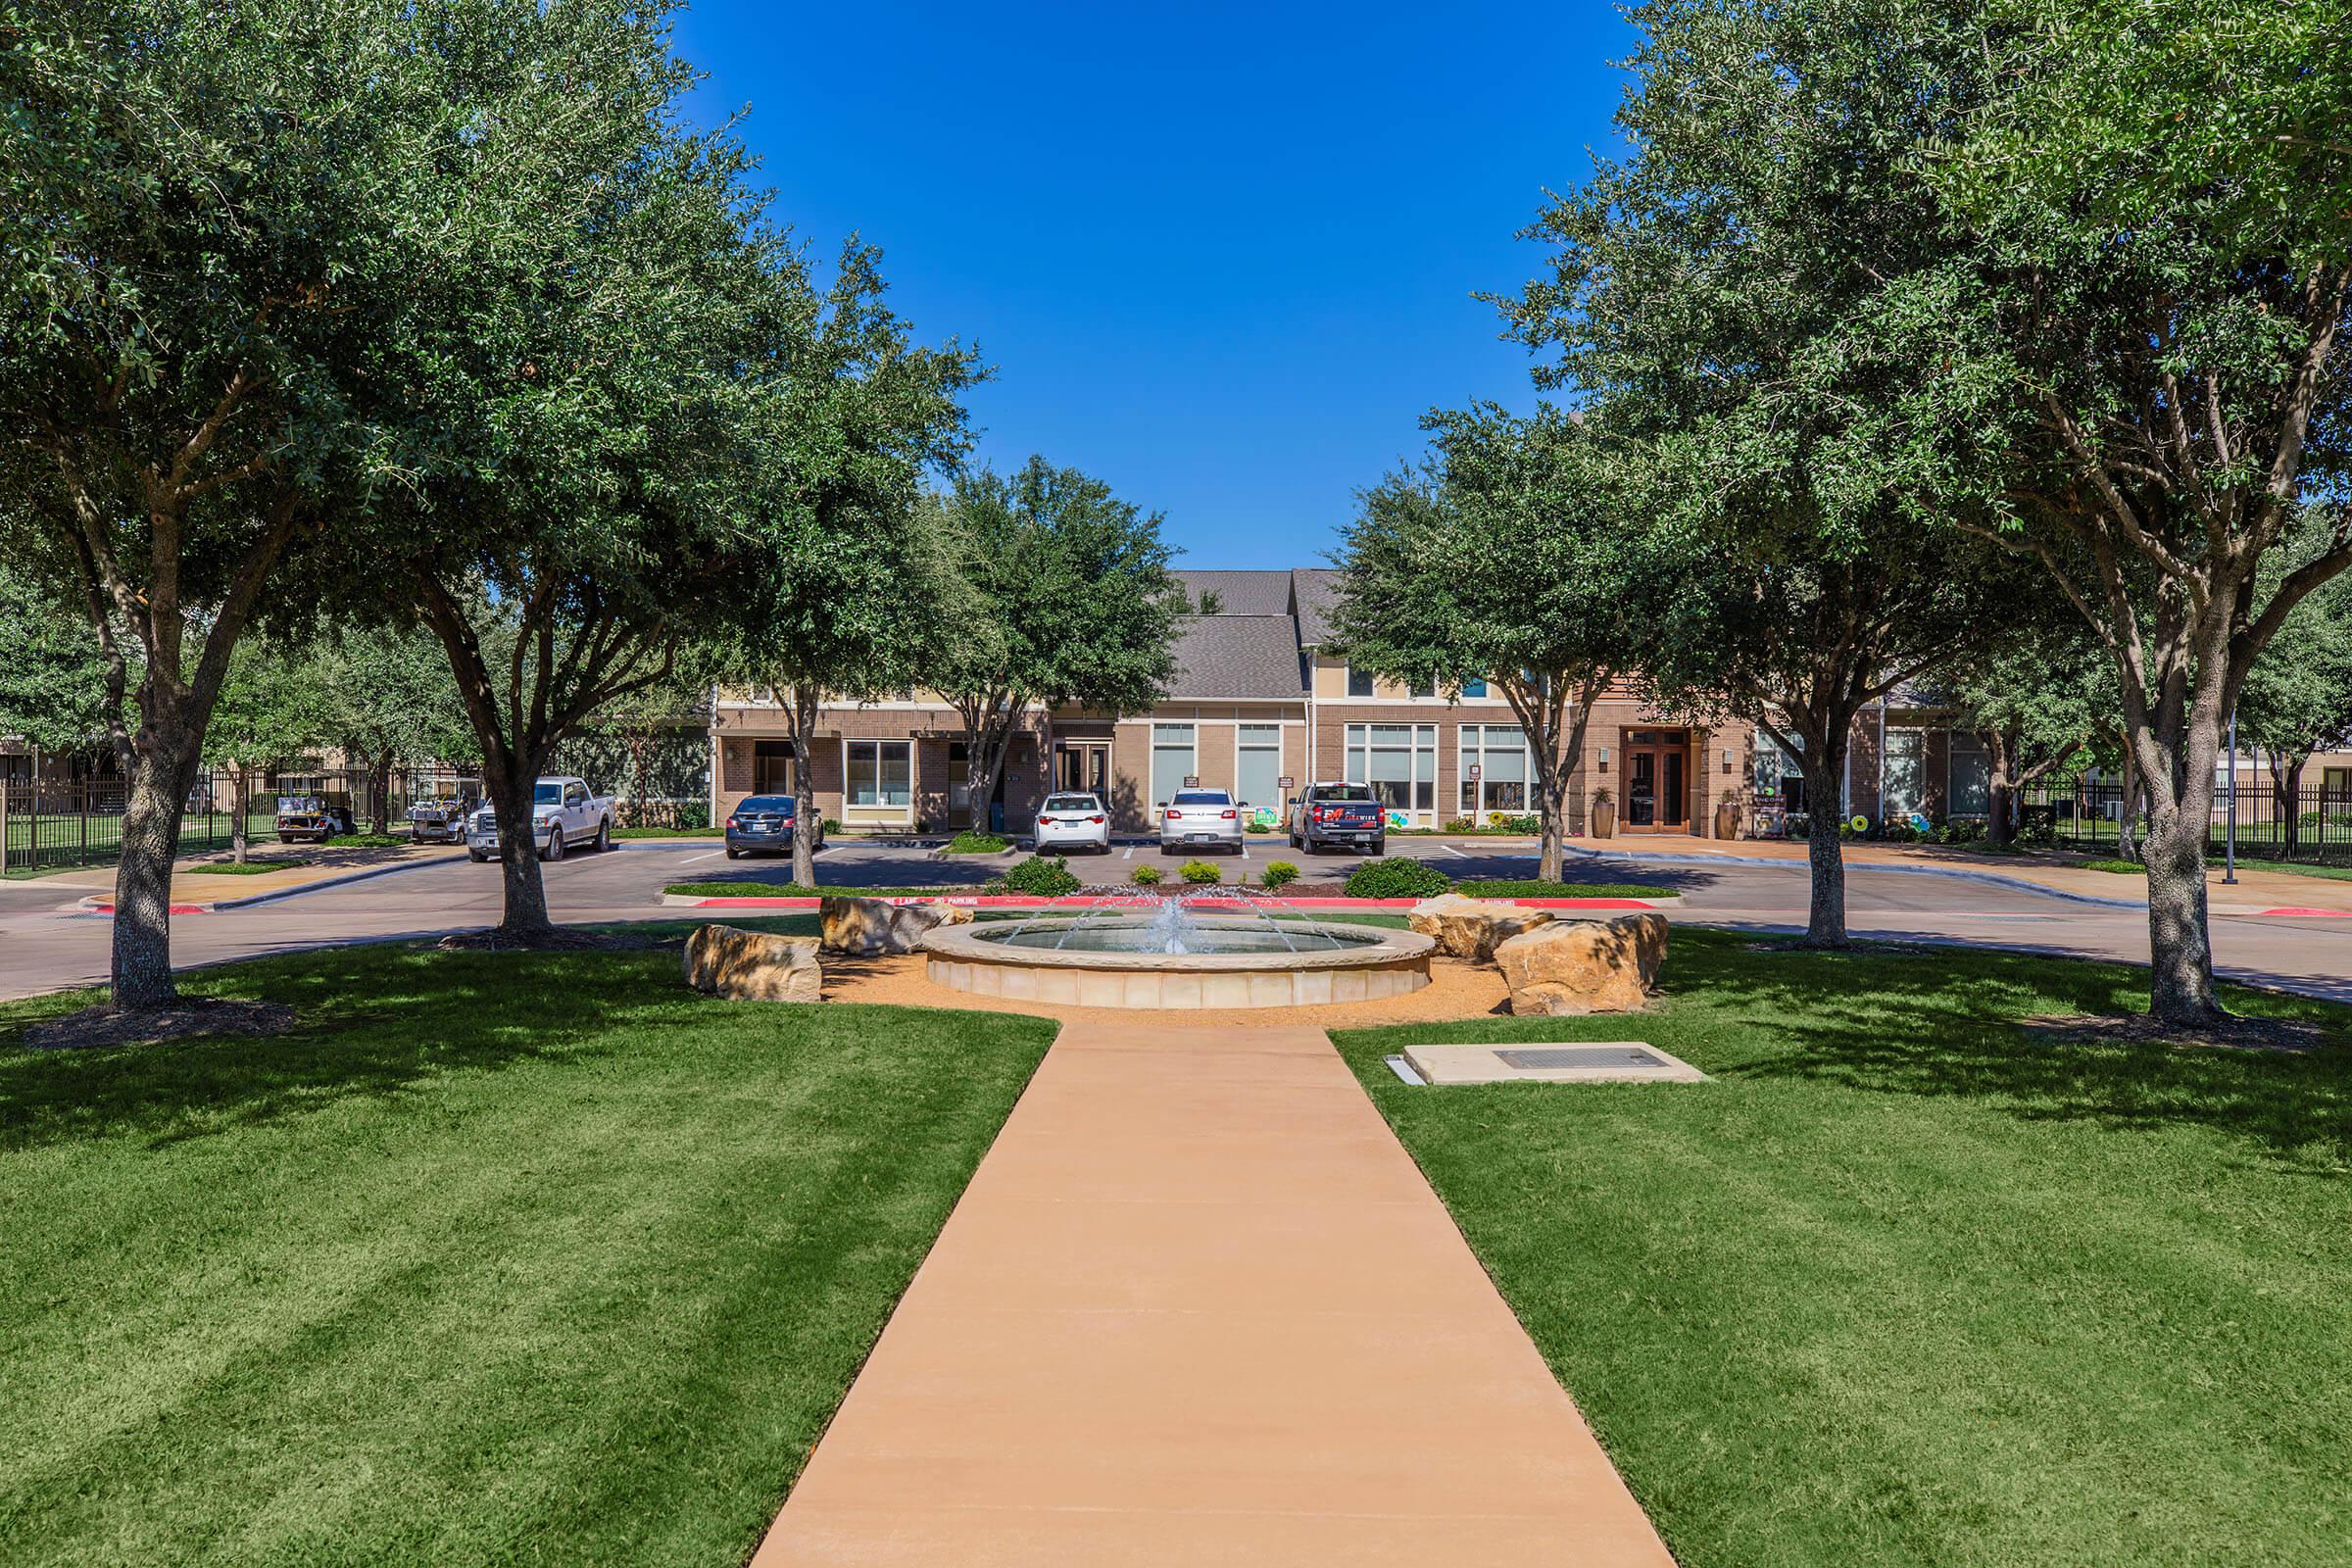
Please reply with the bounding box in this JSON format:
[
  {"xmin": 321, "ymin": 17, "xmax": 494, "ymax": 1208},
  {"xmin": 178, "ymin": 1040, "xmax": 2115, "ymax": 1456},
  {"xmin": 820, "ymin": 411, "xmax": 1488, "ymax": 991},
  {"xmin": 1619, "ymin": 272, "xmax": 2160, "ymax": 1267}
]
[
  {"xmin": 1044, "ymin": 795, "xmax": 1098, "ymax": 812},
  {"xmin": 1314, "ymin": 785, "xmax": 1376, "ymax": 803},
  {"xmin": 1171, "ymin": 791, "xmax": 1230, "ymax": 806},
  {"xmin": 739, "ymin": 796, "xmax": 794, "ymax": 812}
]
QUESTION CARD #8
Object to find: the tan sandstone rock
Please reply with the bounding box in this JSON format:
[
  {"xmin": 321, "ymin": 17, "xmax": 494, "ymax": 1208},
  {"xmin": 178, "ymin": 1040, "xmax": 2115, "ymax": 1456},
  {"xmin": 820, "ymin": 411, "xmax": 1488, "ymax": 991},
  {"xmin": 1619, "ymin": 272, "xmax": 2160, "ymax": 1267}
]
[
  {"xmin": 1493, "ymin": 911, "xmax": 1668, "ymax": 1015},
  {"xmin": 1407, "ymin": 893, "xmax": 1557, "ymax": 963},
  {"xmin": 820, "ymin": 895, "xmax": 971, "ymax": 956},
  {"xmin": 683, "ymin": 924, "xmax": 823, "ymax": 1003}
]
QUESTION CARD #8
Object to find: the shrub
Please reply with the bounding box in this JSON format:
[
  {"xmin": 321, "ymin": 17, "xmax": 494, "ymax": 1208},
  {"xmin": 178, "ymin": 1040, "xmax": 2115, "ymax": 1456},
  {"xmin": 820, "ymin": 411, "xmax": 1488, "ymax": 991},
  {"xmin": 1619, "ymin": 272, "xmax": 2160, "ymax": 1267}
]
[
  {"xmin": 1444, "ymin": 815, "xmax": 1476, "ymax": 833},
  {"xmin": 1245, "ymin": 819, "xmax": 1272, "ymax": 834},
  {"xmin": 1131, "ymin": 863, "xmax": 1163, "ymax": 885},
  {"xmin": 1002, "ymin": 854, "xmax": 1079, "ymax": 897},
  {"xmin": 822, "ymin": 817, "xmax": 841, "ymax": 834},
  {"xmin": 1783, "ymin": 810, "xmax": 1811, "ymax": 840},
  {"xmin": 1260, "ymin": 859, "xmax": 1299, "ymax": 890},
  {"xmin": 1343, "ymin": 857, "xmax": 1450, "ymax": 900},
  {"xmin": 1179, "ymin": 859, "xmax": 1222, "ymax": 885},
  {"xmin": 1497, "ymin": 812, "xmax": 1541, "ymax": 835},
  {"xmin": 946, "ymin": 829, "xmax": 1008, "ymax": 855}
]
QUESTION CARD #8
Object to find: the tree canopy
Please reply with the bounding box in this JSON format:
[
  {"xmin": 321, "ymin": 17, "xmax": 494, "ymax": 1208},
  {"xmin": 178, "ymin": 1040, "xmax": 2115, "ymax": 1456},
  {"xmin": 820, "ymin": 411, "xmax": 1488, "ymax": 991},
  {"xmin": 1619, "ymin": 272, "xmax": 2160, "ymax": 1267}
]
[{"xmin": 931, "ymin": 459, "xmax": 1186, "ymax": 819}]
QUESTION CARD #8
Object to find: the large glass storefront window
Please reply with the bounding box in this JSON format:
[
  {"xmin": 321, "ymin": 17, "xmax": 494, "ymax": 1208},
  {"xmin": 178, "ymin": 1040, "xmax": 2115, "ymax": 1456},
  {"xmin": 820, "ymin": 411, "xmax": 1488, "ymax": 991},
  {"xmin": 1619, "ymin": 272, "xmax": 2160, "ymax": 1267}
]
[
  {"xmin": 1151, "ymin": 723, "xmax": 1197, "ymax": 808},
  {"xmin": 1883, "ymin": 727, "xmax": 1927, "ymax": 820},
  {"xmin": 1457, "ymin": 724, "xmax": 1530, "ymax": 813},
  {"xmin": 1345, "ymin": 723, "xmax": 1436, "ymax": 819},
  {"xmin": 1948, "ymin": 732, "xmax": 1990, "ymax": 816},
  {"xmin": 1236, "ymin": 723, "xmax": 1281, "ymax": 814},
  {"xmin": 845, "ymin": 740, "xmax": 911, "ymax": 808}
]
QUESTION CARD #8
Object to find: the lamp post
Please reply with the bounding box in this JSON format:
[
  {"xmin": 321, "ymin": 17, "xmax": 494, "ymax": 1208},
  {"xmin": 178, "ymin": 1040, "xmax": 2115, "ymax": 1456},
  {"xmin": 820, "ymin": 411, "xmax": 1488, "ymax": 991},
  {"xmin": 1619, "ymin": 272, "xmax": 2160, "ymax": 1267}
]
[{"xmin": 2224, "ymin": 709, "xmax": 2238, "ymax": 885}]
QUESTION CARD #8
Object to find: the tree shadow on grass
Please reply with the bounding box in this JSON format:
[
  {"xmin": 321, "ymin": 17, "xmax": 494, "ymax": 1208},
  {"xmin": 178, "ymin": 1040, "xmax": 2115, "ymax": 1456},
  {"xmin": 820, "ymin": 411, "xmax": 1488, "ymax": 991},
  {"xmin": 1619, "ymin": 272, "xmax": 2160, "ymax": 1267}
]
[
  {"xmin": 1675, "ymin": 936, "xmax": 2352, "ymax": 1172},
  {"xmin": 0, "ymin": 942, "xmax": 702, "ymax": 1156}
]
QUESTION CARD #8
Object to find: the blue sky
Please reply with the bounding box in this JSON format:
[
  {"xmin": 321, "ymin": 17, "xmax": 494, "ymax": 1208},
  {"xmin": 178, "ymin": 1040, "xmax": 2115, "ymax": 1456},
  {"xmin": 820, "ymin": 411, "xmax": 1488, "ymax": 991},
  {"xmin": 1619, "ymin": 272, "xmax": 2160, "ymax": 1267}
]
[{"xmin": 669, "ymin": 2, "xmax": 1634, "ymax": 568}]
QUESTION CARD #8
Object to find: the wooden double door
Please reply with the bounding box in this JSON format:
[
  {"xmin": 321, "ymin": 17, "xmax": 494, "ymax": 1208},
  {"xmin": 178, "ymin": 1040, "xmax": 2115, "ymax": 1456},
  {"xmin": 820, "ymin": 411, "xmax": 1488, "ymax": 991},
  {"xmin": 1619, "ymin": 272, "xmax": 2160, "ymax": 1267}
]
[{"xmin": 1623, "ymin": 729, "xmax": 1690, "ymax": 832}]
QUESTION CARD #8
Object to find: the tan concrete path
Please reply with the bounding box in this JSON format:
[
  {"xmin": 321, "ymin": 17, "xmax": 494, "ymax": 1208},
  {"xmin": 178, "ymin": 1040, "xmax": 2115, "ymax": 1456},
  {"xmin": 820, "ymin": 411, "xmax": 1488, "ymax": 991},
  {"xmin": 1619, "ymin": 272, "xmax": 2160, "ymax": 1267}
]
[
  {"xmin": 750, "ymin": 1021, "xmax": 1675, "ymax": 1567},
  {"xmin": 36, "ymin": 842, "xmax": 463, "ymax": 908},
  {"xmin": 1569, "ymin": 831, "xmax": 2352, "ymax": 913}
]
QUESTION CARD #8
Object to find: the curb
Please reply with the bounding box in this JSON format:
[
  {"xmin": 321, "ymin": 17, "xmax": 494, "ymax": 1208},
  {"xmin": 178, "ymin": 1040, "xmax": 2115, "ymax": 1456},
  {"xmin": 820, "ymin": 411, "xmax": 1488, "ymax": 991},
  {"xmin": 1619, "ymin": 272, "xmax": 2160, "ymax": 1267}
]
[
  {"xmin": 658, "ymin": 892, "xmax": 1668, "ymax": 913},
  {"xmin": 75, "ymin": 851, "xmax": 466, "ymax": 916}
]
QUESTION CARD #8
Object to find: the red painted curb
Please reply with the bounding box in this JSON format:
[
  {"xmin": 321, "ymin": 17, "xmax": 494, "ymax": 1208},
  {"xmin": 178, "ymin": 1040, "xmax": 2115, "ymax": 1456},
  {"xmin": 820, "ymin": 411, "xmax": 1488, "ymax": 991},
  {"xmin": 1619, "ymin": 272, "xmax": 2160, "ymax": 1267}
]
[
  {"xmin": 81, "ymin": 902, "xmax": 210, "ymax": 916},
  {"xmin": 679, "ymin": 893, "xmax": 1663, "ymax": 912},
  {"xmin": 2254, "ymin": 906, "xmax": 2352, "ymax": 918}
]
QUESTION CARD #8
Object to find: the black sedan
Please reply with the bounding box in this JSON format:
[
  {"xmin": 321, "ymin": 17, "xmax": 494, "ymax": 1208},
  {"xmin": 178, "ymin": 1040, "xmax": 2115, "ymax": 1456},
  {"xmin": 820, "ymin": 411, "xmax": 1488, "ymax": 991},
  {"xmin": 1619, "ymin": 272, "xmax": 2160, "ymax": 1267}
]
[{"xmin": 724, "ymin": 795, "xmax": 823, "ymax": 858}]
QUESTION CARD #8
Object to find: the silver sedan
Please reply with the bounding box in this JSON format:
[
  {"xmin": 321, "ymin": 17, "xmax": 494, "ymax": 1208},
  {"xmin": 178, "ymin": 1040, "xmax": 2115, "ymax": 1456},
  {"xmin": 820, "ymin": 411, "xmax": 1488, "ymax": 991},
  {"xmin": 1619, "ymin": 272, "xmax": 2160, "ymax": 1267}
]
[{"xmin": 1158, "ymin": 788, "xmax": 1246, "ymax": 854}]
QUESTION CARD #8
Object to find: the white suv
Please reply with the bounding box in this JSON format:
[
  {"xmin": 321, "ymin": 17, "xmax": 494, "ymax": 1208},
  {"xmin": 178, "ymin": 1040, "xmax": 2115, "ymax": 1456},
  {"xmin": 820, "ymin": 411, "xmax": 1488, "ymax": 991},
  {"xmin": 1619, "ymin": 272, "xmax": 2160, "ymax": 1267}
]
[
  {"xmin": 1033, "ymin": 792, "xmax": 1111, "ymax": 854},
  {"xmin": 1158, "ymin": 788, "xmax": 1245, "ymax": 854}
]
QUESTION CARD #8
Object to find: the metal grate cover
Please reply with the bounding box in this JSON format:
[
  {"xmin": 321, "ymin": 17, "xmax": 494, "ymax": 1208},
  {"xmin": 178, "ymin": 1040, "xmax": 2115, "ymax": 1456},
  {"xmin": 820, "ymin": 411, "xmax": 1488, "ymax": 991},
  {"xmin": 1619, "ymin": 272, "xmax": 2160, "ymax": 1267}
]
[{"xmin": 1494, "ymin": 1046, "xmax": 1666, "ymax": 1071}]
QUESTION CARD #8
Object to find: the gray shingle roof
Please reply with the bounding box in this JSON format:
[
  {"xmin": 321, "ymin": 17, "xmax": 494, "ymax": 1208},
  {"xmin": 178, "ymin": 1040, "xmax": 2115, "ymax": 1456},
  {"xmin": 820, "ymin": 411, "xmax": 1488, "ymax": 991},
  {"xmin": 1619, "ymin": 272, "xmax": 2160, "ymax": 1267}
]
[
  {"xmin": 1173, "ymin": 569, "xmax": 1295, "ymax": 617},
  {"xmin": 1290, "ymin": 567, "xmax": 1341, "ymax": 646},
  {"xmin": 1166, "ymin": 615, "xmax": 1308, "ymax": 699}
]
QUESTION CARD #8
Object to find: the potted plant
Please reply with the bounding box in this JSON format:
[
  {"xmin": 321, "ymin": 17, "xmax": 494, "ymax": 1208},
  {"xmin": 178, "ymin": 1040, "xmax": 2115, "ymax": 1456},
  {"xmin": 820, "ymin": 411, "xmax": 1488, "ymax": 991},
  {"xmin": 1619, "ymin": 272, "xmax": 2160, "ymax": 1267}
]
[{"xmin": 1590, "ymin": 786, "xmax": 1618, "ymax": 839}]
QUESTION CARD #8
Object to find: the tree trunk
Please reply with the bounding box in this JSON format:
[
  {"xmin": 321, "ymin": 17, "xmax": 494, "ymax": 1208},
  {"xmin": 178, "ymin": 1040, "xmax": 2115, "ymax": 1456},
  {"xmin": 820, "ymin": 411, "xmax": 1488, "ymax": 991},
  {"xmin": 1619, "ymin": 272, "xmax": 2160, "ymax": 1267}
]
[
  {"xmin": 1798, "ymin": 732, "xmax": 1850, "ymax": 948},
  {"xmin": 485, "ymin": 759, "xmax": 552, "ymax": 936},
  {"xmin": 790, "ymin": 683, "xmax": 818, "ymax": 888},
  {"xmin": 110, "ymin": 733, "xmax": 203, "ymax": 1008},
  {"xmin": 1983, "ymin": 729, "xmax": 2015, "ymax": 847},
  {"xmin": 229, "ymin": 765, "xmax": 252, "ymax": 864},
  {"xmin": 2116, "ymin": 746, "xmax": 2140, "ymax": 862},
  {"xmin": 2272, "ymin": 753, "xmax": 2306, "ymax": 858},
  {"xmin": 368, "ymin": 752, "xmax": 393, "ymax": 836},
  {"xmin": 962, "ymin": 710, "xmax": 1010, "ymax": 835},
  {"xmin": 2140, "ymin": 796, "xmax": 2222, "ymax": 1027}
]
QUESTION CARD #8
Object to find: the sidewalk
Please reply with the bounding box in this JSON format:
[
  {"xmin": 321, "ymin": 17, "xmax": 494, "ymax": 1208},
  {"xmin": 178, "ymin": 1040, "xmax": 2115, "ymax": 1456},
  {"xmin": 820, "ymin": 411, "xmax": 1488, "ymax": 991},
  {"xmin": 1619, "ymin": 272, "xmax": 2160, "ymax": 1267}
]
[
  {"xmin": 44, "ymin": 842, "xmax": 465, "ymax": 911},
  {"xmin": 751, "ymin": 1021, "xmax": 1674, "ymax": 1566},
  {"xmin": 1566, "ymin": 834, "xmax": 2352, "ymax": 915}
]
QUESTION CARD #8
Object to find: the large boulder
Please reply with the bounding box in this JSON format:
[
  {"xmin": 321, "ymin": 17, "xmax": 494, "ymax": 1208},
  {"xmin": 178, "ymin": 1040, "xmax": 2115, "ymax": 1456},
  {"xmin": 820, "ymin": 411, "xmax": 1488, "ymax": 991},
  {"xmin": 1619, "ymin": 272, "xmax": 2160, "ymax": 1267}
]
[
  {"xmin": 683, "ymin": 924, "xmax": 823, "ymax": 1003},
  {"xmin": 1406, "ymin": 893, "xmax": 1556, "ymax": 963},
  {"xmin": 1493, "ymin": 912, "xmax": 1668, "ymax": 1016},
  {"xmin": 819, "ymin": 895, "xmax": 973, "ymax": 956}
]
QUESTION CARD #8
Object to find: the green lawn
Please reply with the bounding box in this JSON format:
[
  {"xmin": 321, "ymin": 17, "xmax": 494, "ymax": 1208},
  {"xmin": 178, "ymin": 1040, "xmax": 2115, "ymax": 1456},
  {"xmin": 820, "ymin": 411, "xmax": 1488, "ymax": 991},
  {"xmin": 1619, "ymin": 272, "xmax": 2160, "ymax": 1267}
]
[
  {"xmin": 0, "ymin": 940, "xmax": 1054, "ymax": 1566},
  {"xmin": 1335, "ymin": 929, "xmax": 2350, "ymax": 1568},
  {"xmin": 180, "ymin": 858, "xmax": 313, "ymax": 876}
]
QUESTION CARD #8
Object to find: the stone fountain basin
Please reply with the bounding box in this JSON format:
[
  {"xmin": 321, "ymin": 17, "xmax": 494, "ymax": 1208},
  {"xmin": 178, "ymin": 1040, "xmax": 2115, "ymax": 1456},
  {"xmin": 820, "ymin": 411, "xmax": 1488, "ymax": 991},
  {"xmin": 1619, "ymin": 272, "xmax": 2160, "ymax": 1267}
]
[{"xmin": 920, "ymin": 916, "xmax": 1436, "ymax": 1009}]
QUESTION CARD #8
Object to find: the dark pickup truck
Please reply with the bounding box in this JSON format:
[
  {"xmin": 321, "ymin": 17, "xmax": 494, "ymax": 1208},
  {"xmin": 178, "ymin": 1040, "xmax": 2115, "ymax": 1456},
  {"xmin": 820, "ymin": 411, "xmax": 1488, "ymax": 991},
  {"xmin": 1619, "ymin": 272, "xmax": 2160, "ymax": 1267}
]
[{"xmin": 1287, "ymin": 782, "xmax": 1387, "ymax": 856}]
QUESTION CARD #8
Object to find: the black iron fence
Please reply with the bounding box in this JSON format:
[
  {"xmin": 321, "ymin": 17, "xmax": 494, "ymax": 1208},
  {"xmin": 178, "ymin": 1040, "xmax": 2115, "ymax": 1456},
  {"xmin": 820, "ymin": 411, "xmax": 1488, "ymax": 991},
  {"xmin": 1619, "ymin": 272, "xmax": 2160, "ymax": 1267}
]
[
  {"xmin": 2, "ymin": 760, "xmax": 711, "ymax": 878},
  {"xmin": 2020, "ymin": 776, "xmax": 2352, "ymax": 866}
]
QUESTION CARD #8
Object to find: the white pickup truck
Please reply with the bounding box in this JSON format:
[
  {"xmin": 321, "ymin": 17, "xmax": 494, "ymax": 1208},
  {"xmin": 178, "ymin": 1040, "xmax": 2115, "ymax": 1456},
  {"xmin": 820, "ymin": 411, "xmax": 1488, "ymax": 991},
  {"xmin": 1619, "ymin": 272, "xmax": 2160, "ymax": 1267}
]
[{"xmin": 466, "ymin": 775, "xmax": 615, "ymax": 863}]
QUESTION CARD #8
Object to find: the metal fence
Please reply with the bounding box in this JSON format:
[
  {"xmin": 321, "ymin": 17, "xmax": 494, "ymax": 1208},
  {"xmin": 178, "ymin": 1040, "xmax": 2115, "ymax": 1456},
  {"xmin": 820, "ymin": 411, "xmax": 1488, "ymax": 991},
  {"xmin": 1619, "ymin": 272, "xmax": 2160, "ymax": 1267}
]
[
  {"xmin": 2021, "ymin": 777, "xmax": 2352, "ymax": 866},
  {"xmin": 1, "ymin": 760, "xmax": 710, "ymax": 878}
]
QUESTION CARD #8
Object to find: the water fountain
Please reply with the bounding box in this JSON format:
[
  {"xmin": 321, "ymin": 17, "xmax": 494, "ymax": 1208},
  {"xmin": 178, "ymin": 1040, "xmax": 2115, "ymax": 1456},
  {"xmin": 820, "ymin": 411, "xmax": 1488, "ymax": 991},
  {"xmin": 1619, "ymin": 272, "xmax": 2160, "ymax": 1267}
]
[{"xmin": 918, "ymin": 886, "xmax": 1435, "ymax": 1009}]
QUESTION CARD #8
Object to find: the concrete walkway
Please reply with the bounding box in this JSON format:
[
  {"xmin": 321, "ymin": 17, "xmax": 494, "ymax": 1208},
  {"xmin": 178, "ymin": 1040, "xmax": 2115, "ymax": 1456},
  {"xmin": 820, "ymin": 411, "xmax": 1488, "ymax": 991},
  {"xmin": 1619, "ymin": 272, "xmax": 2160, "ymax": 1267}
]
[{"xmin": 750, "ymin": 1022, "xmax": 1674, "ymax": 1566}]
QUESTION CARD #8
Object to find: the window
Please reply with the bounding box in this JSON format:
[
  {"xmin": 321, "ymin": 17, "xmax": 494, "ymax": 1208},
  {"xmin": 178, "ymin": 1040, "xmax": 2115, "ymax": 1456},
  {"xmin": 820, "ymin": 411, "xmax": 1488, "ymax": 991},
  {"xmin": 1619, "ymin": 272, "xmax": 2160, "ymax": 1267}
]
[
  {"xmin": 753, "ymin": 739, "xmax": 795, "ymax": 795},
  {"xmin": 1883, "ymin": 727, "xmax": 1927, "ymax": 820},
  {"xmin": 1237, "ymin": 722, "xmax": 1281, "ymax": 809},
  {"xmin": 1948, "ymin": 732, "xmax": 1990, "ymax": 816},
  {"xmin": 1151, "ymin": 722, "xmax": 1197, "ymax": 807},
  {"xmin": 1344, "ymin": 722, "xmax": 1436, "ymax": 817},
  {"xmin": 1458, "ymin": 724, "xmax": 1531, "ymax": 813},
  {"xmin": 1756, "ymin": 727, "xmax": 1804, "ymax": 809},
  {"xmin": 847, "ymin": 740, "xmax": 911, "ymax": 808},
  {"xmin": 1346, "ymin": 664, "xmax": 1374, "ymax": 697},
  {"xmin": 1460, "ymin": 676, "xmax": 1488, "ymax": 698}
]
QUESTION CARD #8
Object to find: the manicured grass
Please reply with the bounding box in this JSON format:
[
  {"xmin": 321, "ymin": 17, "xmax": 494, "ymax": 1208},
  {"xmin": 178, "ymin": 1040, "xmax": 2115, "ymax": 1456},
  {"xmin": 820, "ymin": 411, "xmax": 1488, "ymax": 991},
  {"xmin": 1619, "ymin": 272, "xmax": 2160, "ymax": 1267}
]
[
  {"xmin": 180, "ymin": 858, "xmax": 313, "ymax": 875},
  {"xmin": 2222, "ymin": 855, "xmax": 2352, "ymax": 883},
  {"xmin": 943, "ymin": 830, "xmax": 1009, "ymax": 855},
  {"xmin": 0, "ymin": 942, "xmax": 1054, "ymax": 1566},
  {"xmin": 1333, "ymin": 929, "xmax": 2351, "ymax": 1567},
  {"xmin": 611, "ymin": 825, "xmax": 719, "ymax": 840},
  {"xmin": 324, "ymin": 832, "xmax": 407, "ymax": 849},
  {"xmin": 2082, "ymin": 858, "xmax": 2145, "ymax": 875},
  {"xmin": 1453, "ymin": 878, "xmax": 1680, "ymax": 900}
]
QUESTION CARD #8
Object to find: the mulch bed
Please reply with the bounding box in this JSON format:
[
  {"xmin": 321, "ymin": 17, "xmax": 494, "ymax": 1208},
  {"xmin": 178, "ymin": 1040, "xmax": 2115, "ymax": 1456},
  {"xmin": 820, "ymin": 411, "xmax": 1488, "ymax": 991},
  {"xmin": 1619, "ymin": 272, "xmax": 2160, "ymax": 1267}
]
[
  {"xmin": 22, "ymin": 999, "xmax": 297, "ymax": 1052},
  {"xmin": 2022, "ymin": 1012, "xmax": 2331, "ymax": 1054}
]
